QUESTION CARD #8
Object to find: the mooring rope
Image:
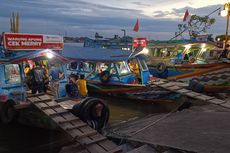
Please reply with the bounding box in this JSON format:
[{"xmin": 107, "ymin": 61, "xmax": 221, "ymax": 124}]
[
  {"xmin": 128, "ymin": 102, "xmax": 183, "ymax": 137},
  {"xmin": 106, "ymin": 100, "xmax": 188, "ymax": 140}
]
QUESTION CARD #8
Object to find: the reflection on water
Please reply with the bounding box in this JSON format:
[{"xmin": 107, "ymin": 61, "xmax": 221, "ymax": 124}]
[
  {"xmin": 0, "ymin": 123, "xmax": 68, "ymax": 153},
  {"xmin": 0, "ymin": 96, "xmax": 180, "ymax": 153}
]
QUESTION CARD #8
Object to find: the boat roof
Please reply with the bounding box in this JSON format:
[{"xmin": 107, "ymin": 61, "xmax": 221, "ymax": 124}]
[
  {"xmin": 148, "ymin": 40, "xmax": 219, "ymax": 48},
  {"xmin": 0, "ymin": 49, "xmax": 69, "ymax": 64},
  {"xmin": 63, "ymin": 43, "xmax": 134, "ymax": 62}
]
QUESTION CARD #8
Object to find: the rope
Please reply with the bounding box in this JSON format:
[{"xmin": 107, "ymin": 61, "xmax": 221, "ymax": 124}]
[
  {"xmin": 170, "ymin": 7, "xmax": 221, "ymax": 40},
  {"xmin": 128, "ymin": 101, "xmax": 185, "ymax": 137},
  {"xmin": 106, "ymin": 101, "xmax": 187, "ymax": 139}
]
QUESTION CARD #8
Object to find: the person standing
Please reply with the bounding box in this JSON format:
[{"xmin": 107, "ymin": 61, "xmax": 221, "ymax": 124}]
[
  {"xmin": 76, "ymin": 74, "xmax": 88, "ymax": 97},
  {"xmin": 49, "ymin": 63, "xmax": 64, "ymax": 98},
  {"xmin": 42, "ymin": 64, "xmax": 49, "ymax": 93},
  {"xmin": 31, "ymin": 61, "xmax": 46, "ymax": 94}
]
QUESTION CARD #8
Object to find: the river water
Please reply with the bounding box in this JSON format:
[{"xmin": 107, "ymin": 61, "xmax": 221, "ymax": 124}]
[{"xmin": 0, "ymin": 96, "xmax": 179, "ymax": 153}]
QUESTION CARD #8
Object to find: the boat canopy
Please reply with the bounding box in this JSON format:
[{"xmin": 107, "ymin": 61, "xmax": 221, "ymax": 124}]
[
  {"xmin": 63, "ymin": 43, "xmax": 143, "ymax": 62},
  {"xmin": 0, "ymin": 49, "xmax": 69, "ymax": 64}
]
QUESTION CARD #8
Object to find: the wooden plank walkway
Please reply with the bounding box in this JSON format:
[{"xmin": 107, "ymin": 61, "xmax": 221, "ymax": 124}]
[
  {"xmin": 152, "ymin": 80, "xmax": 228, "ymax": 107},
  {"xmin": 27, "ymin": 94, "xmax": 123, "ymax": 153},
  {"xmin": 126, "ymin": 145, "xmax": 157, "ymax": 153}
]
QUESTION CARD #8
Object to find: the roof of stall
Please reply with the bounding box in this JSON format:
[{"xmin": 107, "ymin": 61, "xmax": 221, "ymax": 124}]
[
  {"xmin": 63, "ymin": 43, "xmax": 139, "ymax": 62},
  {"xmin": 0, "ymin": 49, "xmax": 69, "ymax": 64}
]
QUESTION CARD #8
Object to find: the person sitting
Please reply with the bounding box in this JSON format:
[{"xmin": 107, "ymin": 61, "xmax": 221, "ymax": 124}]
[
  {"xmin": 76, "ymin": 74, "xmax": 88, "ymax": 97},
  {"xmin": 219, "ymin": 48, "xmax": 228, "ymax": 59},
  {"xmin": 66, "ymin": 74, "xmax": 79, "ymax": 98},
  {"xmin": 184, "ymin": 54, "xmax": 189, "ymax": 61},
  {"xmin": 128, "ymin": 60, "xmax": 141, "ymax": 83}
]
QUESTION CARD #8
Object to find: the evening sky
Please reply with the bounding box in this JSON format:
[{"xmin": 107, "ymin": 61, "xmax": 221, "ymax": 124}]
[{"xmin": 0, "ymin": 0, "xmax": 228, "ymax": 40}]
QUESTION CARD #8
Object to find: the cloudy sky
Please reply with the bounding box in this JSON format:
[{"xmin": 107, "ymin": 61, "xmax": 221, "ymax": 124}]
[{"xmin": 0, "ymin": 0, "xmax": 228, "ymax": 40}]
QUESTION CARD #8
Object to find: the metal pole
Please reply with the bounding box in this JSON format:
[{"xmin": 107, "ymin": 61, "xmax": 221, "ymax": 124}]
[{"xmin": 224, "ymin": 12, "xmax": 230, "ymax": 49}]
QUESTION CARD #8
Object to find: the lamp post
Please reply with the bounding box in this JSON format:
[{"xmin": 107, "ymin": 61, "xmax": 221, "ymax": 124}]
[{"xmin": 221, "ymin": 3, "xmax": 230, "ymax": 49}]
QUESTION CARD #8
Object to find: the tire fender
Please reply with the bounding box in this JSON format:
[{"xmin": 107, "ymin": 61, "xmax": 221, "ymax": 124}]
[
  {"xmin": 99, "ymin": 71, "xmax": 110, "ymax": 84},
  {"xmin": 156, "ymin": 62, "xmax": 167, "ymax": 74},
  {"xmin": 0, "ymin": 100, "xmax": 18, "ymax": 124},
  {"xmin": 72, "ymin": 97, "xmax": 110, "ymax": 130}
]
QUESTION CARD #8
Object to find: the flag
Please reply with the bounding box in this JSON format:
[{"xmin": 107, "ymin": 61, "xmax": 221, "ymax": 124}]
[
  {"xmin": 183, "ymin": 9, "xmax": 189, "ymax": 22},
  {"xmin": 133, "ymin": 19, "xmax": 139, "ymax": 32}
]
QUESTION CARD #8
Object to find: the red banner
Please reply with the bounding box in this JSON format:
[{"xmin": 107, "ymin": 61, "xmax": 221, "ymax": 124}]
[
  {"xmin": 133, "ymin": 37, "xmax": 147, "ymax": 48},
  {"xmin": 3, "ymin": 33, "xmax": 64, "ymax": 51}
]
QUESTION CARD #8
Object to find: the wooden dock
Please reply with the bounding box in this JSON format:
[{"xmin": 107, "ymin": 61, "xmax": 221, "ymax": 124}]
[
  {"xmin": 108, "ymin": 110, "xmax": 230, "ymax": 153},
  {"xmin": 27, "ymin": 94, "xmax": 123, "ymax": 153}
]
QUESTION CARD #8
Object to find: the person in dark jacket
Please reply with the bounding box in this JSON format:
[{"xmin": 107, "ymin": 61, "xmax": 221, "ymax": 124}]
[{"xmin": 30, "ymin": 61, "xmax": 46, "ymax": 94}]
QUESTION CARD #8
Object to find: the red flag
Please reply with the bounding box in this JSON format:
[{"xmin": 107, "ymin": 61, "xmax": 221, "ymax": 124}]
[
  {"xmin": 183, "ymin": 9, "xmax": 189, "ymax": 22},
  {"xmin": 133, "ymin": 19, "xmax": 139, "ymax": 32}
]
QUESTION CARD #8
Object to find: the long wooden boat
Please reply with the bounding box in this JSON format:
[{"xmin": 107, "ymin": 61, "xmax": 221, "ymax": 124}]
[
  {"xmin": 63, "ymin": 44, "xmax": 181, "ymax": 102},
  {"xmin": 148, "ymin": 41, "xmax": 230, "ymax": 93}
]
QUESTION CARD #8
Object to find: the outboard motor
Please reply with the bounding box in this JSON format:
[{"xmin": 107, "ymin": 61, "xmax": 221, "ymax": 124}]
[{"xmin": 71, "ymin": 97, "xmax": 109, "ymax": 132}]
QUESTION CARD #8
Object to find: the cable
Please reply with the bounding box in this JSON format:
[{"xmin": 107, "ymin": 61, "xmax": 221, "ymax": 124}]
[
  {"xmin": 128, "ymin": 101, "xmax": 185, "ymax": 137},
  {"xmin": 170, "ymin": 7, "xmax": 221, "ymax": 40},
  {"xmin": 106, "ymin": 100, "xmax": 187, "ymax": 140}
]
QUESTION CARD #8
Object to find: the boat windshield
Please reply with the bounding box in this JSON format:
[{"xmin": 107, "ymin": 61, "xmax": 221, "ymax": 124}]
[
  {"xmin": 185, "ymin": 46, "xmax": 200, "ymax": 59},
  {"xmin": 171, "ymin": 46, "xmax": 185, "ymax": 57},
  {"xmin": 79, "ymin": 62, "xmax": 94, "ymax": 72},
  {"xmin": 116, "ymin": 61, "xmax": 131, "ymax": 75},
  {"xmin": 196, "ymin": 47, "xmax": 221, "ymax": 63},
  {"xmin": 95, "ymin": 63, "xmax": 109, "ymax": 73},
  {"xmin": 5, "ymin": 64, "xmax": 21, "ymax": 84}
]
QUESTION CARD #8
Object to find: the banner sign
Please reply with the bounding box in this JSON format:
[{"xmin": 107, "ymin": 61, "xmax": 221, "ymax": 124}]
[
  {"xmin": 3, "ymin": 33, "xmax": 64, "ymax": 51},
  {"xmin": 133, "ymin": 37, "xmax": 147, "ymax": 48}
]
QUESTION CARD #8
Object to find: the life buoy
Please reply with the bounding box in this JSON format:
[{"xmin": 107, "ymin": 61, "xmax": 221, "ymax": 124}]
[
  {"xmin": 99, "ymin": 71, "xmax": 110, "ymax": 84},
  {"xmin": 71, "ymin": 97, "xmax": 110, "ymax": 131},
  {"xmin": 188, "ymin": 80, "xmax": 197, "ymax": 90},
  {"xmin": 0, "ymin": 101, "xmax": 18, "ymax": 124},
  {"xmin": 156, "ymin": 62, "xmax": 167, "ymax": 74},
  {"xmin": 188, "ymin": 80, "xmax": 204, "ymax": 93},
  {"xmin": 194, "ymin": 82, "xmax": 204, "ymax": 93},
  {"xmin": 189, "ymin": 57, "xmax": 195, "ymax": 63}
]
